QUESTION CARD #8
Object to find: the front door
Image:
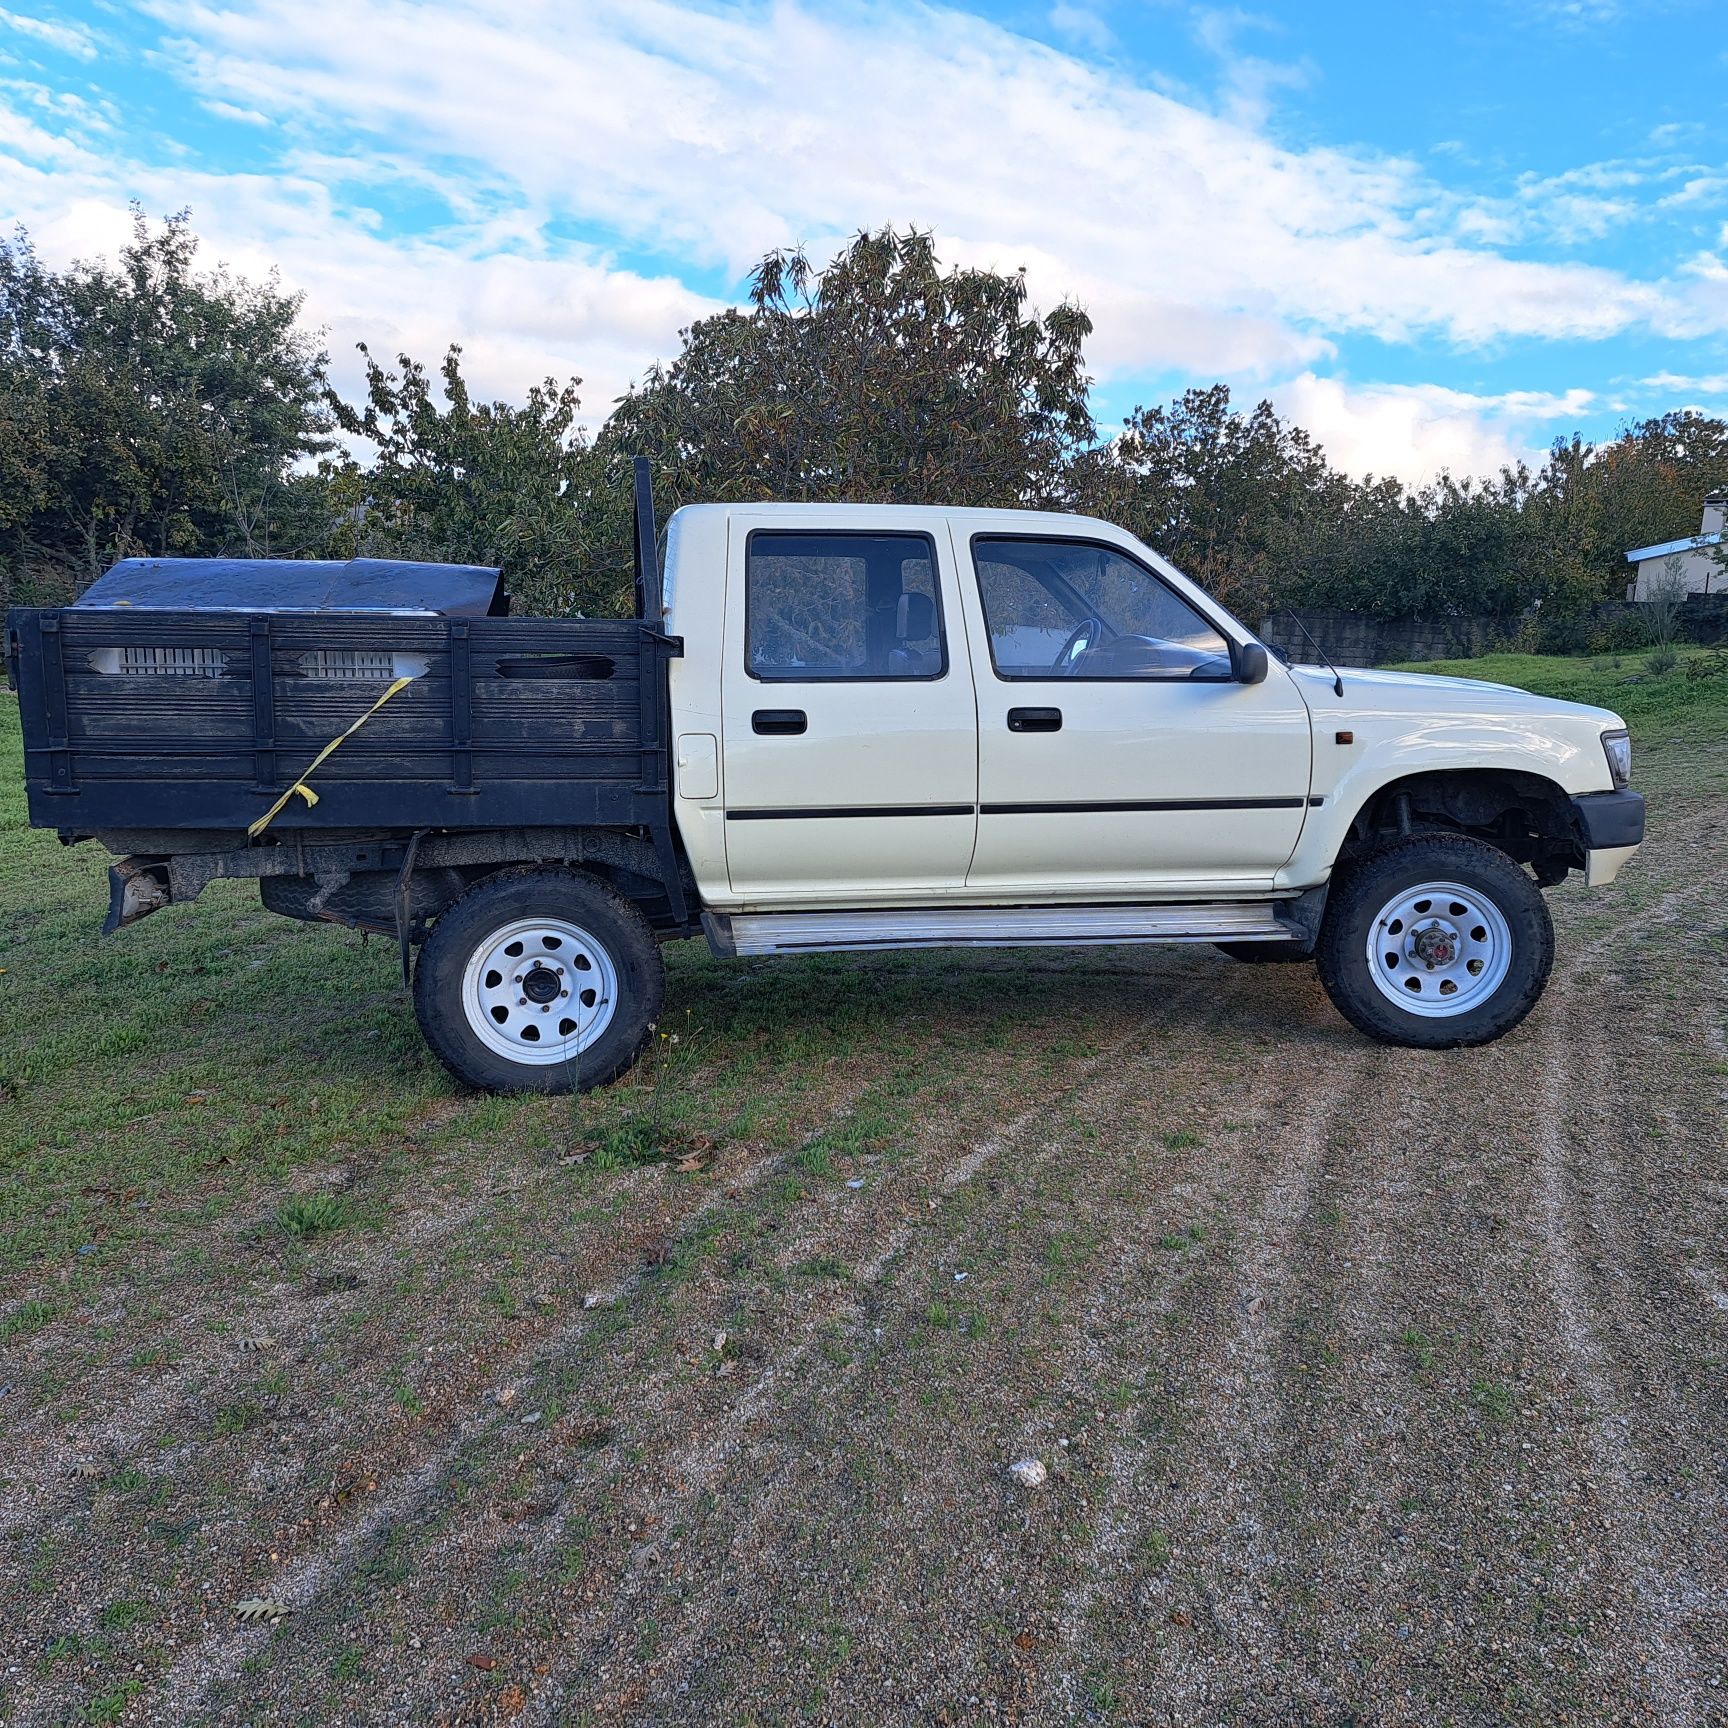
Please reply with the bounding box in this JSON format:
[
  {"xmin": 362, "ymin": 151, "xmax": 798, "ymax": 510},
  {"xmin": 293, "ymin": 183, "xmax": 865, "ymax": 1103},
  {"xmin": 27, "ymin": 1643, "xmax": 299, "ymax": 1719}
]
[
  {"xmin": 720, "ymin": 518, "xmax": 978, "ymax": 904},
  {"xmin": 959, "ymin": 531, "xmax": 1313, "ymax": 897}
]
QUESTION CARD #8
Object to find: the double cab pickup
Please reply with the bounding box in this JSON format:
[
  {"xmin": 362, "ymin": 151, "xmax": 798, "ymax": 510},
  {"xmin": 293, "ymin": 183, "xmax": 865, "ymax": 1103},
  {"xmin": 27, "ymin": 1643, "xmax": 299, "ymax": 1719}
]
[{"xmin": 6, "ymin": 463, "xmax": 1645, "ymax": 1091}]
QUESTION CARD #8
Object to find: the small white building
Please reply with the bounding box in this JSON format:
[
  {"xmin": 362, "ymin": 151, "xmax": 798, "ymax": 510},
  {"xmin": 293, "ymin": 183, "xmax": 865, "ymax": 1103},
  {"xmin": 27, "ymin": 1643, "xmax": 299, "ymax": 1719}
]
[{"xmin": 1625, "ymin": 494, "xmax": 1725, "ymax": 600}]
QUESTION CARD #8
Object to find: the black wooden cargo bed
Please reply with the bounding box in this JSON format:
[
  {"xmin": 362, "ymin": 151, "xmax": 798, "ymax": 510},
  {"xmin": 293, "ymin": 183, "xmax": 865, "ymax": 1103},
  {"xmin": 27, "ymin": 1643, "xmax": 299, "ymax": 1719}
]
[{"xmin": 6, "ymin": 607, "xmax": 669, "ymax": 836}]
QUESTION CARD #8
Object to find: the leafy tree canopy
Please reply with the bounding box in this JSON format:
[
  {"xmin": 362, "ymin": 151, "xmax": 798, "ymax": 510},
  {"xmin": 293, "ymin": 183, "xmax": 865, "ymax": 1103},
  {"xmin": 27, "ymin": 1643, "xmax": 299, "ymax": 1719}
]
[
  {"xmin": 6, "ymin": 214, "xmax": 1728, "ymax": 629},
  {"xmin": 0, "ymin": 207, "xmax": 329, "ymax": 604},
  {"xmin": 326, "ymin": 343, "xmax": 614, "ymax": 616},
  {"xmin": 601, "ymin": 227, "xmax": 1095, "ymax": 512}
]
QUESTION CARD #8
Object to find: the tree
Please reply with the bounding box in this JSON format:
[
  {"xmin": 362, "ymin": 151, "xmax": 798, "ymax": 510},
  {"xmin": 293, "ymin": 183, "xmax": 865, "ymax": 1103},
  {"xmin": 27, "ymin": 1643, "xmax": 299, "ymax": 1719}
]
[
  {"xmin": 0, "ymin": 209, "xmax": 331, "ymax": 603},
  {"xmin": 1074, "ymin": 385, "xmax": 1344, "ymax": 614},
  {"xmin": 326, "ymin": 344, "xmax": 612, "ymax": 616},
  {"xmin": 601, "ymin": 228, "xmax": 1094, "ymax": 517}
]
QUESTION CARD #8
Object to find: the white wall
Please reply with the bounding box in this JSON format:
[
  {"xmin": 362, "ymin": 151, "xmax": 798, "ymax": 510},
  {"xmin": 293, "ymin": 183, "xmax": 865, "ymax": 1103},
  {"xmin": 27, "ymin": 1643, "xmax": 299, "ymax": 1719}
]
[{"xmin": 1628, "ymin": 546, "xmax": 1722, "ymax": 601}]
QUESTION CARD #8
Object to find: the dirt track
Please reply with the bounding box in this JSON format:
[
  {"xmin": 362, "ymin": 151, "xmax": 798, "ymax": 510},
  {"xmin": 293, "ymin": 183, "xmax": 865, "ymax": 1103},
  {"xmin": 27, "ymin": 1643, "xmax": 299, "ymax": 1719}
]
[{"xmin": 2, "ymin": 753, "xmax": 1725, "ymax": 1726}]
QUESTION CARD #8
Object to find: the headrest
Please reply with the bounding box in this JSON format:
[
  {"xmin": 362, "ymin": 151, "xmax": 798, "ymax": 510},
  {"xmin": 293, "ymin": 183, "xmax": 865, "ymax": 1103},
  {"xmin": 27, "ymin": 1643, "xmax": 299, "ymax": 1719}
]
[{"xmin": 896, "ymin": 591, "xmax": 936, "ymax": 641}]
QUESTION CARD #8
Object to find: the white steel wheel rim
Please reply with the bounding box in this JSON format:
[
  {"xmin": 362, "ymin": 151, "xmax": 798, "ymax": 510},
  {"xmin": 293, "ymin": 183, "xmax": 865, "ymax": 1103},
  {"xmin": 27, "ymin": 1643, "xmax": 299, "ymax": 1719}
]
[
  {"xmin": 1365, "ymin": 879, "xmax": 1513, "ymax": 1019},
  {"xmin": 461, "ymin": 916, "xmax": 620, "ymax": 1066}
]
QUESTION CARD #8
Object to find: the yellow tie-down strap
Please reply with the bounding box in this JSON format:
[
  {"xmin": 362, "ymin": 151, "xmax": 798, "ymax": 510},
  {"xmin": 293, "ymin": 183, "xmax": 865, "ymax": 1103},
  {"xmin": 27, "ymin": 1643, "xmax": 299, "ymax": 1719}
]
[{"xmin": 248, "ymin": 674, "xmax": 418, "ymax": 839}]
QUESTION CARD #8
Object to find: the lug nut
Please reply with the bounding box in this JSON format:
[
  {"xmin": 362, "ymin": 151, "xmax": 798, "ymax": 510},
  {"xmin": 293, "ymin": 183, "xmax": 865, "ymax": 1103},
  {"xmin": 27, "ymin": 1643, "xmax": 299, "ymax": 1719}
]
[
  {"xmin": 541, "ymin": 1004, "xmax": 550, "ymax": 1013},
  {"xmin": 517, "ymin": 996, "xmax": 526, "ymax": 1006}
]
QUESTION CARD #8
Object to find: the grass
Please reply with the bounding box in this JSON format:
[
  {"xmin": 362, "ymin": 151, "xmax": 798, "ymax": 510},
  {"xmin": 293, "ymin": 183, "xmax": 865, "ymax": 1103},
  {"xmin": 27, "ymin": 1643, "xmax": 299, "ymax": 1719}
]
[
  {"xmin": 1399, "ymin": 1326, "xmax": 1437, "ymax": 1372},
  {"xmin": 0, "ymin": 643, "xmax": 1720, "ymax": 1725},
  {"xmin": 275, "ymin": 1193, "xmax": 354, "ymax": 1239},
  {"xmin": 2, "ymin": 648, "xmax": 1718, "ymax": 1292},
  {"xmin": 0, "ymin": 692, "xmax": 1008, "ymax": 1288}
]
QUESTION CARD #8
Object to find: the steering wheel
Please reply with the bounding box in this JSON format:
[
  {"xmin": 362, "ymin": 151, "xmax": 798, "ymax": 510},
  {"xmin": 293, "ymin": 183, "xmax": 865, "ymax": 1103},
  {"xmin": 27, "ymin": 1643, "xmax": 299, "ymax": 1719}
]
[{"xmin": 1053, "ymin": 615, "xmax": 1105, "ymax": 672}]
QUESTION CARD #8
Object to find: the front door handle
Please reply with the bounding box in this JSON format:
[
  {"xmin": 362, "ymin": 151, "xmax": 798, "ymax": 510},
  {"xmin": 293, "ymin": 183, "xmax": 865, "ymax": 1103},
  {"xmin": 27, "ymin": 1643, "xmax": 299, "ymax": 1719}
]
[
  {"xmin": 1007, "ymin": 706, "xmax": 1062, "ymax": 733},
  {"xmin": 752, "ymin": 708, "xmax": 808, "ymax": 736}
]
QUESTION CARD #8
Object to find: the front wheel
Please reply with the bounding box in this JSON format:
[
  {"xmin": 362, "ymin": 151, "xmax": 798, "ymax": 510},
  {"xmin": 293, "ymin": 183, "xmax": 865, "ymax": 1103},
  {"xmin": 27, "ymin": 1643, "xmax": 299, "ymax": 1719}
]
[
  {"xmin": 413, "ymin": 868, "xmax": 664, "ymax": 1093},
  {"xmin": 1316, "ymin": 835, "xmax": 1554, "ymax": 1049}
]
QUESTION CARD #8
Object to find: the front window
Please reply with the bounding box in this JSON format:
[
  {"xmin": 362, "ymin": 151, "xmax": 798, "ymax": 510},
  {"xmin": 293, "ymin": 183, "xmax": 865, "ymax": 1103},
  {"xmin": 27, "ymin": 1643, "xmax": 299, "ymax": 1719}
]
[{"xmin": 972, "ymin": 537, "xmax": 1232, "ymax": 680}]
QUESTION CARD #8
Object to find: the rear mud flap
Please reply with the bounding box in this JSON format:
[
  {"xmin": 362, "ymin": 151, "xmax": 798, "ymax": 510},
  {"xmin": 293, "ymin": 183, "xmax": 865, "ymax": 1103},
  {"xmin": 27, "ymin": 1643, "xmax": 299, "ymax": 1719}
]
[{"xmin": 103, "ymin": 859, "xmax": 172, "ymax": 935}]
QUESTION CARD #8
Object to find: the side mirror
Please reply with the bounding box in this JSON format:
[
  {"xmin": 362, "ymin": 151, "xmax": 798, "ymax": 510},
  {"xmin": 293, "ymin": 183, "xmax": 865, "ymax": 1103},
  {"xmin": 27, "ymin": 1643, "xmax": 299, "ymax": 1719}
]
[{"xmin": 1235, "ymin": 641, "xmax": 1270, "ymax": 685}]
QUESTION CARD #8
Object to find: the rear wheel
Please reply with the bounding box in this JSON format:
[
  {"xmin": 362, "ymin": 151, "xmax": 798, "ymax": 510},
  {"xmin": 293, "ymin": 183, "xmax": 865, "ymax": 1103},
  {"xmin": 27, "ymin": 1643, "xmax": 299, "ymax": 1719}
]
[
  {"xmin": 1316, "ymin": 834, "xmax": 1553, "ymax": 1049},
  {"xmin": 413, "ymin": 868, "xmax": 664, "ymax": 1093}
]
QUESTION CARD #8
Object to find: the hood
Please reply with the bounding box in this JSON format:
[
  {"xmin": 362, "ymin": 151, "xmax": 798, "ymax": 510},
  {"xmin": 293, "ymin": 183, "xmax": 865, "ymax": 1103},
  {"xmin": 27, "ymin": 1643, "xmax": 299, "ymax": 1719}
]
[{"xmin": 1287, "ymin": 662, "xmax": 1624, "ymax": 729}]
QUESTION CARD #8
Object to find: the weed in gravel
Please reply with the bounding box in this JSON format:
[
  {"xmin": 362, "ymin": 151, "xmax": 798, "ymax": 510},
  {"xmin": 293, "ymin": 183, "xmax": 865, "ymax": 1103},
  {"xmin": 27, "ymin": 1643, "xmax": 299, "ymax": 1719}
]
[
  {"xmin": 556, "ymin": 1534, "xmax": 588, "ymax": 1584},
  {"xmin": 1085, "ymin": 1670, "xmax": 1122, "ymax": 1716},
  {"xmin": 1399, "ymin": 1326, "xmax": 1437, "ymax": 1371},
  {"xmin": 1140, "ymin": 1529, "xmax": 1172, "ymax": 1570},
  {"xmin": 1471, "ymin": 1377, "xmax": 1515, "ymax": 1422},
  {"xmin": 572, "ymin": 1016, "xmax": 709, "ymax": 1166},
  {"xmin": 276, "ymin": 1193, "xmax": 352, "ymax": 1239},
  {"xmin": 81, "ymin": 1681, "xmax": 142, "ymax": 1726},
  {"xmin": 98, "ymin": 1598, "xmax": 145, "ymax": 1630},
  {"xmin": 794, "ymin": 1253, "xmax": 848, "ymax": 1281},
  {"xmin": 43, "ymin": 1634, "xmax": 83, "ymax": 1668},
  {"xmin": 794, "ymin": 1142, "xmax": 835, "ymax": 1177},
  {"xmin": 1, "ymin": 1296, "xmax": 56, "ymax": 1337},
  {"xmin": 213, "ymin": 1399, "xmax": 262, "ymax": 1436},
  {"xmin": 1163, "ymin": 1128, "xmax": 1203, "ymax": 1150}
]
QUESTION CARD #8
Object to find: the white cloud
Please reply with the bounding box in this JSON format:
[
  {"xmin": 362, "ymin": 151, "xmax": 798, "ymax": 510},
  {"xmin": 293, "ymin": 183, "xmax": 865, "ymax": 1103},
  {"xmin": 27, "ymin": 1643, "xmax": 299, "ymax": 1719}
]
[
  {"xmin": 0, "ymin": 7, "xmax": 98, "ymax": 60},
  {"xmin": 0, "ymin": 155, "xmax": 722, "ymax": 420},
  {"xmin": 1640, "ymin": 370, "xmax": 1728, "ymax": 397},
  {"xmin": 1047, "ymin": 2, "xmax": 1114, "ymax": 53},
  {"xmin": 128, "ymin": 0, "xmax": 1712, "ymax": 367},
  {"xmin": 1270, "ymin": 374, "xmax": 1596, "ymax": 486},
  {"xmin": 0, "ymin": 0, "xmax": 1723, "ymax": 481}
]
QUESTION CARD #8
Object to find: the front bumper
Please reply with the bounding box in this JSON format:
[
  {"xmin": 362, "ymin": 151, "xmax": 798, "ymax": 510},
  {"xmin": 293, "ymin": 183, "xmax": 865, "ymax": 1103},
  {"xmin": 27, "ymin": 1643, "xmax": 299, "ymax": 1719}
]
[{"xmin": 1571, "ymin": 790, "xmax": 1646, "ymax": 887}]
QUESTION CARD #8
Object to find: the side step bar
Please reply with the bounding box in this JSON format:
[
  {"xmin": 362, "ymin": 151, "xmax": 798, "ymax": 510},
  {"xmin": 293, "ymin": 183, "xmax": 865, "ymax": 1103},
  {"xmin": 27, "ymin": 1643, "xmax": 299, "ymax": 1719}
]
[{"xmin": 705, "ymin": 901, "xmax": 1304, "ymax": 958}]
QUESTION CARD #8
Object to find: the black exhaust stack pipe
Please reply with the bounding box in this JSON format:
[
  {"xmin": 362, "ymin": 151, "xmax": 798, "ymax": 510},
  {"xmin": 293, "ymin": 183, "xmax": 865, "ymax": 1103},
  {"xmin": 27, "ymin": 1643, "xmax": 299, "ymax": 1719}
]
[{"xmin": 632, "ymin": 455, "xmax": 662, "ymax": 623}]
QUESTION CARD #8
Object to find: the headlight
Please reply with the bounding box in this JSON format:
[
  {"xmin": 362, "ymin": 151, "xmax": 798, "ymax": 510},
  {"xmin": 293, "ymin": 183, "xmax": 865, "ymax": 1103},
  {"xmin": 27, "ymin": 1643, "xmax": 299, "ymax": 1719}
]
[{"xmin": 1601, "ymin": 728, "xmax": 1631, "ymax": 789}]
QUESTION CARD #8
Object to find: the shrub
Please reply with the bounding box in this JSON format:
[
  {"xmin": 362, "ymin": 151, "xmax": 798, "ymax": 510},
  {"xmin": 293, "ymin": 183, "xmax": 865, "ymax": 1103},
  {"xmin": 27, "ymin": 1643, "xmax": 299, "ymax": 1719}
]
[{"xmin": 1647, "ymin": 644, "xmax": 1681, "ymax": 676}]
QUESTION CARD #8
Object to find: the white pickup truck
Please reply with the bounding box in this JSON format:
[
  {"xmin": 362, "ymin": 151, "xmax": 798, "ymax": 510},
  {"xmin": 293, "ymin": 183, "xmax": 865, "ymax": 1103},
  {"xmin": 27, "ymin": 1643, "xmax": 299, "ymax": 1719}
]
[{"xmin": 7, "ymin": 464, "xmax": 1645, "ymax": 1093}]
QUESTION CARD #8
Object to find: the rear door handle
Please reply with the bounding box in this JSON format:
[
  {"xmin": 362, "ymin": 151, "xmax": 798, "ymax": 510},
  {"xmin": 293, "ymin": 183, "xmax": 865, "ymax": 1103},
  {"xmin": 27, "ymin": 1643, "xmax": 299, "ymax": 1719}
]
[
  {"xmin": 752, "ymin": 708, "xmax": 808, "ymax": 736},
  {"xmin": 1007, "ymin": 706, "xmax": 1062, "ymax": 733}
]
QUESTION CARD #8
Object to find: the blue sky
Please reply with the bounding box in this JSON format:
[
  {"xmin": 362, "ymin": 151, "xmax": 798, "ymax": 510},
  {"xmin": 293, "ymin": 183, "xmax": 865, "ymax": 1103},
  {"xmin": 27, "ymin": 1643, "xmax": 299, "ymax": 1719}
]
[{"xmin": 3, "ymin": 0, "xmax": 1727, "ymax": 483}]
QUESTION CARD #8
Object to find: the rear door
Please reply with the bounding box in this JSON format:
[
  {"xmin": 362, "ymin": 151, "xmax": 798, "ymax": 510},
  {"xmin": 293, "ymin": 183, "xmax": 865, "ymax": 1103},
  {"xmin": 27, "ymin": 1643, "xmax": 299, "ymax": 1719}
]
[
  {"xmin": 719, "ymin": 517, "xmax": 978, "ymax": 903},
  {"xmin": 959, "ymin": 531, "xmax": 1313, "ymax": 896}
]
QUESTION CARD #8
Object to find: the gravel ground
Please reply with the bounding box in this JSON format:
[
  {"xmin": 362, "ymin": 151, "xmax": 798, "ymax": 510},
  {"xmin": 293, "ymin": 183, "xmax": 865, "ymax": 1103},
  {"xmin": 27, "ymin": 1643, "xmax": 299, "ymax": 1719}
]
[{"xmin": 1, "ymin": 751, "xmax": 1724, "ymax": 1727}]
